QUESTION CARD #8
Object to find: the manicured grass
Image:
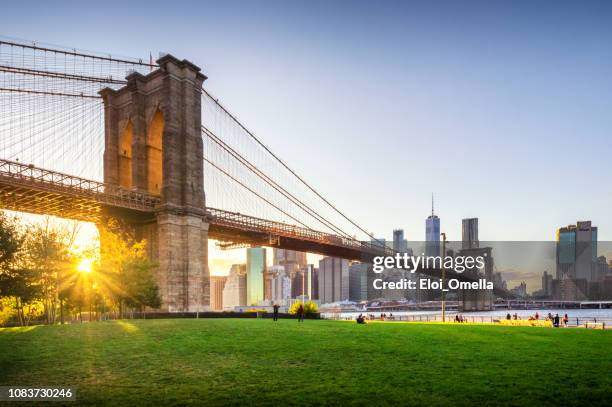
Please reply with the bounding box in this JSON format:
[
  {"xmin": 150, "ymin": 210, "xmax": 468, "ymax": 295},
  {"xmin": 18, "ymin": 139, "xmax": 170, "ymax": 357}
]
[{"xmin": 1, "ymin": 319, "xmax": 611, "ymax": 406}]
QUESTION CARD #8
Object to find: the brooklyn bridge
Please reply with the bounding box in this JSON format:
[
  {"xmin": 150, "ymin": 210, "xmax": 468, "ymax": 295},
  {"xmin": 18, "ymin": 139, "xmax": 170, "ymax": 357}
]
[{"xmin": 0, "ymin": 39, "xmax": 507, "ymax": 311}]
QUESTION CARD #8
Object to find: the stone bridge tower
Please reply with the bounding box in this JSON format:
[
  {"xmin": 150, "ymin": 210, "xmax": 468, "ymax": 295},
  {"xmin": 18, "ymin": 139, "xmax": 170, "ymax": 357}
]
[{"xmin": 100, "ymin": 55, "xmax": 209, "ymax": 312}]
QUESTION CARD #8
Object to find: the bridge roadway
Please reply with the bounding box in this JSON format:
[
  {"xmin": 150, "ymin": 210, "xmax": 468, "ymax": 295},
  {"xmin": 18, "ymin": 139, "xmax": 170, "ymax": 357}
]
[
  {"xmin": 0, "ymin": 158, "xmax": 509, "ymax": 296},
  {"xmin": 0, "ymin": 158, "xmax": 384, "ymax": 259}
]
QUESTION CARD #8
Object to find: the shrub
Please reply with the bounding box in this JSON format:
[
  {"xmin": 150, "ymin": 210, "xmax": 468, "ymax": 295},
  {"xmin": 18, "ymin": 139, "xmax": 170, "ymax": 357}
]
[{"xmin": 288, "ymin": 301, "xmax": 318, "ymax": 316}]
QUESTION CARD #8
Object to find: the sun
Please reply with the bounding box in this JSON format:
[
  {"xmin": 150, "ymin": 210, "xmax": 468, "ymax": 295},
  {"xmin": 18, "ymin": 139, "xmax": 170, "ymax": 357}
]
[{"xmin": 78, "ymin": 258, "xmax": 93, "ymax": 273}]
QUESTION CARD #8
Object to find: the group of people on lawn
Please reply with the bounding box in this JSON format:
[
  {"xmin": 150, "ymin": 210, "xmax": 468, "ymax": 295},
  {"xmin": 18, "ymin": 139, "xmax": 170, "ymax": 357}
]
[{"xmin": 506, "ymin": 312, "xmax": 569, "ymax": 327}]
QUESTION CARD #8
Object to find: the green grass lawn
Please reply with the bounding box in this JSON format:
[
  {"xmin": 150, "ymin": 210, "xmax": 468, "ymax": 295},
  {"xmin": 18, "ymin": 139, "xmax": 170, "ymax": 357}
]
[{"xmin": 1, "ymin": 319, "xmax": 611, "ymax": 406}]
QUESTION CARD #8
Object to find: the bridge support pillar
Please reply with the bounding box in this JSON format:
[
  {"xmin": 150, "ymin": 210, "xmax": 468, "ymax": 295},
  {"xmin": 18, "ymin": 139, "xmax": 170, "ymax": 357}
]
[
  {"xmin": 156, "ymin": 213, "xmax": 209, "ymax": 312},
  {"xmin": 100, "ymin": 54, "xmax": 209, "ymax": 312}
]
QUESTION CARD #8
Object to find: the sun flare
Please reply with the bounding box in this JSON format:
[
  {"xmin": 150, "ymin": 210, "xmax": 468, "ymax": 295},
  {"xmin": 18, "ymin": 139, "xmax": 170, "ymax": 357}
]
[{"xmin": 78, "ymin": 258, "xmax": 93, "ymax": 273}]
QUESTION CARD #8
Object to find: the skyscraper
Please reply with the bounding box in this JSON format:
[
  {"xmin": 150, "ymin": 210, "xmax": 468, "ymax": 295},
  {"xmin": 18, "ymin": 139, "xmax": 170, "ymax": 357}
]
[
  {"xmin": 246, "ymin": 247, "xmax": 267, "ymax": 305},
  {"xmin": 349, "ymin": 262, "xmax": 369, "ymax": 301},
  {"xmin": 393, "ymin": 229, "xmax": 408, "ymax": 252},
  {"xmin": 222, "ymin": 264, "xmax": 247, "ymax": 310},
  {"xmin": 268, "ymin": 265, "xmax": 291, "ymax": 303},
  {"xmin": 318, "ymin": 257, "xmax": 349, "ymax": 304},
  {"xmin": 210, "ymin": 276, "xmax": 227, "ymax": 311},
  {"xmin": 289, "ymin": 264, "xmax": 318, "ymax": 299},
  {"xmin": 425, "ymin": 194, "xmax": 440, "ymax": 257},
  {"xmin": 556, "ymin": 221, "xmax": 597, "ymax": 281},
  {"xmin": 541, "ymin": 271, "xmax": 553, "ymax": 297},
  {"xmin": 462, "ymin": 218, "xmax": 479, "ymax": 249}
]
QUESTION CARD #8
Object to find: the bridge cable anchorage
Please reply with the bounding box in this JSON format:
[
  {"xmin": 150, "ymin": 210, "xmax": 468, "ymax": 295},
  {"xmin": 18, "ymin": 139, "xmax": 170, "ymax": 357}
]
[
  {"xmin": 201, "ymin": 87, "xmax": 386, "ymax": 250},
  {"xmin": 202, "ymin": 126, "xmax": 355, "ymax": 239}
]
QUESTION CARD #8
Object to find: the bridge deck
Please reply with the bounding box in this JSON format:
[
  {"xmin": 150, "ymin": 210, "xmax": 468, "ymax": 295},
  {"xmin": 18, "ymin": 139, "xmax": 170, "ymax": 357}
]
[{"xmin": 0, "ymin": 158, "xmax": 381, "ymax": 260}]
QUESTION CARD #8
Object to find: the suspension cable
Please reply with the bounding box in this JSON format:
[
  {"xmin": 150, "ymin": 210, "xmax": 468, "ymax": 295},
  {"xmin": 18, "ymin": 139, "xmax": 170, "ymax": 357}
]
[
  {"xmin": 202, "ymin": 87, "xmax": 385, "ymax": 248},
  {"xmin": 202, "ymin": 125, "xmax": 354, "ymax": 239}
]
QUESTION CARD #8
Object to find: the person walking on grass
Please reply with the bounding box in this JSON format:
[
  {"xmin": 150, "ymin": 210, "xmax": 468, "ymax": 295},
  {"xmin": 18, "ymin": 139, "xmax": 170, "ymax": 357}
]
[
  {"xmin": 273, "ymin": 303, "xmax": 280, "ymax": 321},
  {"xmin": 297, "ymin": 303, "xmax": 305, "ymax": 322}
]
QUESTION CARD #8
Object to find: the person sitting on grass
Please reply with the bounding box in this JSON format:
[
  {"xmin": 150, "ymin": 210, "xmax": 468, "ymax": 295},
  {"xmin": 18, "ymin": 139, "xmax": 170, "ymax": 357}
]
[
  {"xmin": 356, "ymin": 314, "xmax": 366, "ymax": 324},
  {"xmin": 506, "ymin": 313, "xmax": 511, "ymax": 320},
  {"xmin": 553, "ymin": 314, "xmax": 560, "ymax": 328}
]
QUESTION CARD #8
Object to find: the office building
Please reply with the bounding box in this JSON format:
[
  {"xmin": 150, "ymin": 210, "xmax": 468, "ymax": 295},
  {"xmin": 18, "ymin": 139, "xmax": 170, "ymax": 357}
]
[
  {"xmin": 556, "ymin": 221, "xmax": 597, "ymax": 282},
  {"xmin": 393, "ymin": 229, "xmax": 408, "ymax": 252},
  {"xmin": 349, "ymin": 262, "xmax": 369, "ymax": 301},
  {"xmin": 318, "ymin": 257, "xmax": 349, "ymax": 304},
  {"xmin": 210, "ymin": 276, "xmax": 227, "ymax": 311},
  {"xmin": 425, "ymin": 195, "xmax": 440, "ymax": 257},
  {"xmin": 509, "ymin": 281, "xmax": 527, "ymax": 298},
  {"xmin": 246, "ymin": 247, "xmax": 267, "ymax": 305},
  {"xmin": 541, "ymin": 271, "xmax": 553, "ymax": 297},
  {"xmin": 222, "ymin": 264, "xmax": 247, "ymax": 310},
  {"xmin": 291, "ymin": 267, "xmax": 310, "ymax": 298},
  {"xmin": 462, "ymin": 218, "xmax": 479, "ymax": 249},
  {"xmin": 268, "ymin": 265, "xmax": 291, "ymax": 303}
]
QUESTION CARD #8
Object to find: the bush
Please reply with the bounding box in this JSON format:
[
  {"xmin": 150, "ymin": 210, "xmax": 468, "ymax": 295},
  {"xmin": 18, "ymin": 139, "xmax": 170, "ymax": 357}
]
[{"xmin": 288, "ymin": 301, "xmax": 318, "ymax": 316}]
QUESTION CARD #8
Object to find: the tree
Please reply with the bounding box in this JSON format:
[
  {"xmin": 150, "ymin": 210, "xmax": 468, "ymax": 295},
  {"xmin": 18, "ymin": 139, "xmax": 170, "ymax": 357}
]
[
  {"xmin": 98, "ymin": 222, "xmax": 161, "ymax": 317},
  {"xmin": 288, "ymin": 301, "xmax": 318, "ymax": 316},
  {"xmin": 0, "ymin": 212, "xmax": 42, "ymax": 326},
  {"xmin": 21, "ymin": 219, "xmax": 77, "ymax": 324},
  {"xmin": 0, "ymin": 212, "xmax": 22, "ymax": 276},
  {"xmin": 0, "ymin": 267, "xmax": 42, "ymax": 326}
]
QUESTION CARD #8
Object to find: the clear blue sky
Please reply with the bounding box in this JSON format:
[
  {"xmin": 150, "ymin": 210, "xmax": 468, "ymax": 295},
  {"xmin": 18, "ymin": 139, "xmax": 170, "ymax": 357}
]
[{"xmin": 4, "ymin": 0, "xmax": 612, "ymax": 242}]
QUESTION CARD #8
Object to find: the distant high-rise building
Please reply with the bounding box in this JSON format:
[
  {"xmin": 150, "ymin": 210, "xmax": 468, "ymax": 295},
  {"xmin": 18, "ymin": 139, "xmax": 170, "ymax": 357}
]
[
  {"xmin": 307, "ymin": 264, "xmax": 319, "ymax": 300},
  {"xmin": 318, "ymin": 257, "xmax": 349, "ymax": 304},
  {"xmin": 268, "ymin": 265, "xmax": 291, "ymax": 303},
  {"xmin": 425, "ymin": 194, "xmax": 440, "ymax": 257},
  {"xmin": 541, "ymin": 271, "xmax": 553, "ymax": 297},
  {"xmin": 556, "ymin": 221, "xmax": 597, "ymax": 282},
  {"xmin": 595, "ymin": 256, "xmax": 609, "ymax": 282},
  {"xmin": 349, "ymin": 262, "xmax": 369, "ymax": 301},
  {"xmin": 509, "ymin": 281, "xmax": 527, "ymax": 298},
  {"xmin": 291, "ymin": 267, "xmax": 310, "ymax": 298},
  {"xmin": 246, "ymin": 247, "xmax": 267, "ymax": 305},
  {"xmin": 462, "ymin": 218, "xmax": 479, "ymax": 249},
  {"xmin": 393, "ymin": 229, "xmax": 408, "ymax": 252},
  {"xmin": 292, "ymin": 264, "xmax": 318, "ymax": 299},
  {"xmin": 210, "ymin": 276, "xmax": 227, "ymax": 311},
  {"xmin": 493, "ymin": 272, "xmax": 507, "ymax": 290},
  {"xmin": 222, "ymin": 264, "xmax": 247, "ymax": 310},
  {"xmin": 264, "ymin": 270, "xmax": 273, "ymax": 301}
]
